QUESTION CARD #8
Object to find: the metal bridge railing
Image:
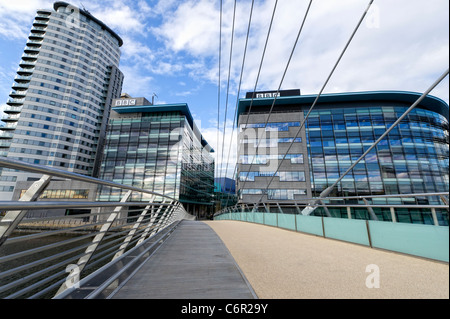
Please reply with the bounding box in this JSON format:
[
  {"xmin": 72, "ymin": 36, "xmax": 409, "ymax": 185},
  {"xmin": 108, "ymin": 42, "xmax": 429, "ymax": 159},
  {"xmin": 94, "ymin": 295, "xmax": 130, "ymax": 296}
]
[
  {"xmin": 215, "ymin": 192, "xmax": 449, "ymax": 226},
  {"xmin": 0, "ymin": 158, "xmax": 195, "ymax": 299},
  {"xmin": 214, "ymin": 193, "xmax": 449, "ymax": 262}
]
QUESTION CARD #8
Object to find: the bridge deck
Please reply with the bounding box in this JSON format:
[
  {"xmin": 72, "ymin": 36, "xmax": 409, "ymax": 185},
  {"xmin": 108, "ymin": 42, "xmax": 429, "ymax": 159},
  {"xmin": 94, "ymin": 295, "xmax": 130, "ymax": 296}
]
[
  {"xmin": 112, "ymin": 220, "xmax": 256, "ymax": 299},
  {"xmin": 204, "ymin": 220, "xmax": 449, "ymax": 299}
]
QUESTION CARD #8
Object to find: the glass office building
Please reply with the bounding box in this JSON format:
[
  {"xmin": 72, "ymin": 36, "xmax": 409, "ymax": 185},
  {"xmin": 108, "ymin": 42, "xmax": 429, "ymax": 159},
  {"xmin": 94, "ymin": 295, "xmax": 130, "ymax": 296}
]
[
  {"xmin": 236, "ymin": 90, "xmax": 449, "ymax": 225},
  {"xmin": 98, "ymin": 96, "xmax": 215, "ymax": 219},
  {"xmin": 214, "ymin": 177, "xmax": 238, "ymax": 211},
  {"xmin": 0, "ymin": 1, "xmax": 124, "ymax": 200}
]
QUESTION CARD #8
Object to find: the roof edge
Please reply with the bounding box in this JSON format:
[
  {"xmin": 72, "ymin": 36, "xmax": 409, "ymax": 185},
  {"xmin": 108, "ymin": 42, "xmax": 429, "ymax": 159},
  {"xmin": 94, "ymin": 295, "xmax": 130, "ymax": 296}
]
[
  {"xmin": 112, "ymin": 103, "xmax": 214, "ymax": 153},
  {"xmin": 237, "ymin": 90, "xmax": 449, "ymax": 122},
  {"xmin": 53, "ymin": 1, "xmax": 123, "ymax": 47}
]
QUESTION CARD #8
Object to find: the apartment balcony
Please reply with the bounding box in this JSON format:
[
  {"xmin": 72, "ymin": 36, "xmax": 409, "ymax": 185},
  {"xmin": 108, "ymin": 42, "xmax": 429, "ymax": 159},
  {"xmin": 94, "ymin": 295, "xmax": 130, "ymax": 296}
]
[
  {"xmin": 11, "ymin": 82, "xmax": 29, "ymax": 90},
  {"xmin": 1, "ymin": 114, "xmax": 20, "ymax": 122},
  {"xmin": 30, "ymin": 26, "xmax": 47, "ymax": 33},
  {"xmin": 17, "ymin": 67, "xmax": 34, "ymax": 76},
  {"xmin": 9, "ymin": 89, "xmax": 27, "ymax": 98},
  {"xmin": 19, "ymin": 60, "xmax": 36, "ymax": 68},
  {"xmin": 26, "ymin": 39, "xmax": 43, "ymax": 47},
  {"xmin": 3, "ymin": 105, "xmax": 23, "ymax": 113},
  {"xmin": 0, "ymin": 123, "xmax": 17, "ymax": 130},
  {"xmin": 35, "ymin": 13, "xmax": 50, "ymax": 19},
  {"xmin": 0, "ymin": 141, "xmax": 12, "ymax": 148},
  {"xmin": 28, "ymin": 32, "xmax": 44, "ymax": 40},
  {"xmin": 0, "ymin": 131, "xmax": 14, "ymax": 139},
  {"xmin": 14, "ymin": 74, "xmax": 32, "ymax": 82},
  {"xmin": 24, "ymin": 46, "xmax": 40, "ymax": 54},
  {"xmin": 6, "ymin": 98, "xmax": 25, "ymax": 106},
  {"xmin": 32, "ymin": 20, "xmax": 48, "ymax": 27},
  {"xmin": 21, "ymin": 53, "xmax": 39, "ymax": 61},
  {"xmin": 34, "ymin": 14, "xmax": 50, "ymax": 25}
]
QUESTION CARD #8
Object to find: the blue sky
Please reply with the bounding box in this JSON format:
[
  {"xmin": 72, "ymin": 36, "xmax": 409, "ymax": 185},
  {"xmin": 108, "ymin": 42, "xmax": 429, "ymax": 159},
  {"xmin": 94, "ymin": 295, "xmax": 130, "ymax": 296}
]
[{"xmin": 0, "ymin": 0, "xmax": 448, "ymax": 178}]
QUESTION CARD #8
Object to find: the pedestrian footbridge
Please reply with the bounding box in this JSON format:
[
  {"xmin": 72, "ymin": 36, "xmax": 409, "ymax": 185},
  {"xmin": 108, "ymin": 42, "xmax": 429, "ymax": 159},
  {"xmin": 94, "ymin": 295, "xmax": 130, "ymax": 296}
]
[{"xmin": 0, "ymin": 157, "xmax": 448, "ymax": 299}]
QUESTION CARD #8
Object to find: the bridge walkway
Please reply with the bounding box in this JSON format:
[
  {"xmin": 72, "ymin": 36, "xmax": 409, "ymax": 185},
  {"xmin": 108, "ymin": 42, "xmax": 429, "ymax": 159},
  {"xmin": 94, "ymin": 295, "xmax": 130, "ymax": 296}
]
[
  {"xmin": 204, "ymin": 220, "xmax": 449, "ymax": 299},
  {"xmin": 111, "ymin": 220, "xmax": 257, "ymax": 299},
  {"xmin": 110, "ymin": 219, "xmax": 448, "ymax": 299}
]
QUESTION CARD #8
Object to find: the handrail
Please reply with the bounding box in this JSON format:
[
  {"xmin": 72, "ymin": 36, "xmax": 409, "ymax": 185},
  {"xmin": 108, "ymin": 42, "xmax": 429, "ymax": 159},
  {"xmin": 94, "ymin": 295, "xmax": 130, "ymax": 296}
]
[
  {"xmin": 0, "ymin": 158, "xmax": 195, "ymax": 299},
  {"xmin": 0, "ymin": 157, "xmax": 176, "ymax": 201},
  {"xmin": 215, "ymin": 192, "xmax": 449, "ymax": 225}
]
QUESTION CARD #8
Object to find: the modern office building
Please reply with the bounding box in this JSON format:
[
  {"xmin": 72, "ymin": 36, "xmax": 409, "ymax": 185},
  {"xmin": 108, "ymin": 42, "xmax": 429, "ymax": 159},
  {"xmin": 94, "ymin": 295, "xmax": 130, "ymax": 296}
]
[
  {"xmin": 0, "ymin": 1, "xmax": 124, "ymax": 200},
  {"xmin": 214, "ymin": 177, "xmax": 237, "ymax": 211},
  {"xmin": 237, "ymin": 90, "xmax": 449, "ymax": 225},
  {"xmin": 98, "ymin": 95, "xmax": 215, "ymax": 219}
]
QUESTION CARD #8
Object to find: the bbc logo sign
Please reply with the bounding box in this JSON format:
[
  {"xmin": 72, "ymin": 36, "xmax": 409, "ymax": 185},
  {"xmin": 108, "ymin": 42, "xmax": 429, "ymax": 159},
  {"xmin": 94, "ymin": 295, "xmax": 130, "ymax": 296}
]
[
  {"xmin": 115, "ymin": 99, "xmax": 136, "ymax": 106},
  {"xmin": 256, "ymin": 92, "xmax": 280, "ymax": 98}
]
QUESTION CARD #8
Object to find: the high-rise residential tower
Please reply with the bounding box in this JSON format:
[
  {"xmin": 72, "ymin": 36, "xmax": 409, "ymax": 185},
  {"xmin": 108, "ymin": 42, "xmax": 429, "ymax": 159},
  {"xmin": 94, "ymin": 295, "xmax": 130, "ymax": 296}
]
[{"xmin": 0, "ymin": 2, "xmax": 124, "ymax": 200}]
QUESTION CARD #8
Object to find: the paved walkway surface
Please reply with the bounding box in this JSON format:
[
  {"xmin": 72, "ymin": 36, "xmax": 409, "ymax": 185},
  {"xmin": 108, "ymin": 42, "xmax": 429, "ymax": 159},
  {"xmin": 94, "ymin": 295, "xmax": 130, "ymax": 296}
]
[
  {"xmin": 112, "ymin": 220, "xmax": 256, "ymax": 299},
  {"xmin": 204, "ymin": 220, "xmax": 449, "ymax": 299}
]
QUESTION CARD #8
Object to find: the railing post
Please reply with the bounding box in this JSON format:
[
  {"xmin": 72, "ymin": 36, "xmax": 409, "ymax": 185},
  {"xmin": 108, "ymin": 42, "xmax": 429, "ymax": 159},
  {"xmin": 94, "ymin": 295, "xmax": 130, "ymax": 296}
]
[
  {"xmin": 366, "ymin": 220, "xmax": 373, "ymax": 248},
  {"xmin": 165, "ymin": 201, "xmax": 179, "ymax": 224},
  {"xmin": 294, "ymin": 202, "xmax": 301, "ymax": 215},
  {"xmin": 319, "ymin": 200, "xmax": 332, "ymax": 218},
  {"xmin": 276, "ymin": 203, "xmax": 283, "ymax": 214},
  {"xmin": 439, "ymin": 195, "xmax": 449, "ymax": 207},
  {"xmin": 55, "ymin": 190, "xmax": 132, "ymax": 297},
  {"xmin": 321, "ymin": 216, "xmax": 326, "ymax": 238},
  {"xmin": 431, "ymin": 208, "xmax": 439, "ymax": 226},
  {"xmin": 362, "ymin": 198, "xmax": 378, "ymax": 221},
  {"xmin": 390, "ymin": 207, "xmax": 397, "ymax": 223},
  {"xmin": 150, "ymin": 200, "xmax": 173, "ymax": 237},
  {"xmin": 0, "ymin": 174, "xmax": 51, "ymax": 247},
  {"xmin": 112, "ymin": 202, "xmax": 153, "ymax": 260},
  {"xmin": 262, "ymin": 203, "xmax": 269, "ymax": 225},
  {"xmin": 136, "ymin": 200, "xmax": 164, "ymax": 245},
  {"xmin": 244, "ymin": 204, "xmax": 249, "ymax": 222},
  {"xmin": 294, "ymin": 202, "xmax": 301, "ymax": 232}
]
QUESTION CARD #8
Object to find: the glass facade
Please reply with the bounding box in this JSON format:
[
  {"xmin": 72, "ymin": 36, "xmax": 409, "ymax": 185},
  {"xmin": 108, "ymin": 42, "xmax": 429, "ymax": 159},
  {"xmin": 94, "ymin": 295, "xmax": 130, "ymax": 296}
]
[
  {"xmin": 98, "ymin": 102, "xmax": 215, "ymax": 218},
  {"xmin": 306, "ymin": 105, "xmax": 449, "ymax": 225},
  {"xmin": 236, "ymin": 90, "xmax": 449, "ymax": 225},
  {"xmin": 214, "ymin": 177, "xmax": 237, "ymax": 210}
]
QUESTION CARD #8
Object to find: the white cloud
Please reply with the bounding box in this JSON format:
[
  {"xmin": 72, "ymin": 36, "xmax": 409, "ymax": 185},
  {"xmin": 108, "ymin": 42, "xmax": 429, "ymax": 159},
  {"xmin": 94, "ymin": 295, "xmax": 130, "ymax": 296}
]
[
  {"xmin": 119, "ymin": 65, "xmax": 154, "ymax": 98},
  {"xmin": 0, "ymin": 0, "xmax": 51, "ymax": 39},
  {"xmin": 152, "ymin": 0, "xmax": 220, "ymax": 55},
  {"xmin": 90, "ymin": 1, "xmax": 147, "ymax": 34},
  {"xmin": 151, "ymin": 0, "xmax": 449, "ymax": 105},
  {"xmin": 120, "ymin": 36, "xmax": 154, "ymax": 62}
]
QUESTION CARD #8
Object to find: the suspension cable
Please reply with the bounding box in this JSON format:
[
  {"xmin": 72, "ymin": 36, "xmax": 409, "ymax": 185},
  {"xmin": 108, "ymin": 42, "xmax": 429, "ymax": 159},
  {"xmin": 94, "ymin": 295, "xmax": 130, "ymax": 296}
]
[
  {"xmin": 239, "ymin": 0, "xmax": 313, "ymax": 195},
  {"xmin": 222, "ymin": 0, "xmax": 255, "ymax": 182},
  {"xmin": 254, "ymin": 0, "xmax": 375, "ymax": 205},
  {"xmin": 224, "ymin": 0, "xmax": 279, "ymax": 207},
  {"xmin": 216, "ymin": 0, "xmax": 222, "ymax": 179},
  {"xmin": 300, "ymin": 67, "xmax": 449, "ymax": 214},
  {"xmin": 218, "ymin": 0, "xmax": 237, "ymax": 179}
]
